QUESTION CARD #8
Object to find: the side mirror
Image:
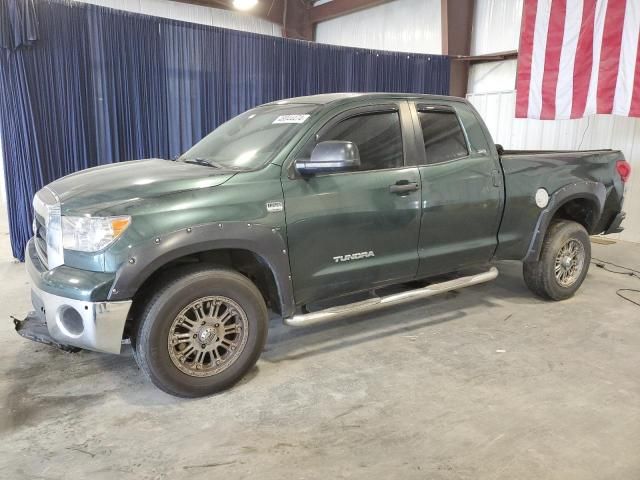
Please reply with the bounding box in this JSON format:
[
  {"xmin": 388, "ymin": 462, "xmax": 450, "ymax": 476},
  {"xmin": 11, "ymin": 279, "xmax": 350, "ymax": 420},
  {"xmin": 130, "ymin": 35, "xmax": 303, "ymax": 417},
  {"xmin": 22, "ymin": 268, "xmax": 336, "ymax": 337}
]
[{"xmin": 295, "ymin": 141, "xmax": 360, "ymax": 175}]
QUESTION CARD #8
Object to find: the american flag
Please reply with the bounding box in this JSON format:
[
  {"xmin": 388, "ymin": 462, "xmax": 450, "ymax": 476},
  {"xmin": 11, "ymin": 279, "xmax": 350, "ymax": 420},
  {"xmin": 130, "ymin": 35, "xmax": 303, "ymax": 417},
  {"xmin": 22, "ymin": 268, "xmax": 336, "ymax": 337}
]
[{"xmin": 516, "ymin": 0, "xmax": 640, "ymax": 119}]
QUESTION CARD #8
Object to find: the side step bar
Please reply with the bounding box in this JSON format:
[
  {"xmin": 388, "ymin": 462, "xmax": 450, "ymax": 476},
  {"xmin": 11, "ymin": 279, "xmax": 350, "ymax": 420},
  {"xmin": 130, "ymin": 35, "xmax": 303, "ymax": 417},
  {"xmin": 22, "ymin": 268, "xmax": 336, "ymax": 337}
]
[{"xmin": 284, "ymin": 267, "xmax": 498, "ymax": 327}]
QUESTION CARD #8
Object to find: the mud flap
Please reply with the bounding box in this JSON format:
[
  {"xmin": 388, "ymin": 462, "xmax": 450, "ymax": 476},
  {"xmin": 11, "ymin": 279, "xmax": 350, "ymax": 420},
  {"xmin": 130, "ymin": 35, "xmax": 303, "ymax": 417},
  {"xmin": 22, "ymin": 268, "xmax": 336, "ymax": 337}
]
[
  {"xmin": 13, "ymin": 312, "xmax": 82, "ymax": 353},
  {"xmin": 605, "ymin": 211, "xmax": 626, "ymax": 234}
]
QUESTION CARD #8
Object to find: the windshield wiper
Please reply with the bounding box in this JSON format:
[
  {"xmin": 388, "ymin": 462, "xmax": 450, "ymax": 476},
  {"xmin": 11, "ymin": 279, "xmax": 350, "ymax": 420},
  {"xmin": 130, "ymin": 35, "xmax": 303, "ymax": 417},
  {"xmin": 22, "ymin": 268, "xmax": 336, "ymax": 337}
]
[
  {"xmin": 181, "ymin": 157, "xmax": 251, "ymax": 171},
  {"xmin": 181, "ymin": 157, "xmax": 225, "ymax": 169}
]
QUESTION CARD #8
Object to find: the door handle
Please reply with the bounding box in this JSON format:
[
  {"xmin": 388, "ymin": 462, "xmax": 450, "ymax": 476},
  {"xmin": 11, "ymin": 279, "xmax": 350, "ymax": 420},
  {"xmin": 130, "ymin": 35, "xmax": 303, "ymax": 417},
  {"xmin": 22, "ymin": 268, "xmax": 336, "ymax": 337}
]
[
  {"xmin": 492, "ymin": 169, "xmax": 502, "ymax": 188},
  {"xmin": 389, "ymin": 181, "xmax": 420, "ymax": 194}
]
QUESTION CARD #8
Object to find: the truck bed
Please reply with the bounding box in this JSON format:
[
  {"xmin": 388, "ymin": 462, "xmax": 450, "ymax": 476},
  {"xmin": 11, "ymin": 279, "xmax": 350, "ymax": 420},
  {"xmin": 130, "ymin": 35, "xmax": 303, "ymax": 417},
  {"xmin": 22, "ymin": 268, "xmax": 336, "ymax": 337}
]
[
  {"xmin": 500, "ymin": 148, "xmax": 615, "ymax": 156},
  {"xmin": 495, "ymin": 148, "xmax": 625, "ymax": 261}
]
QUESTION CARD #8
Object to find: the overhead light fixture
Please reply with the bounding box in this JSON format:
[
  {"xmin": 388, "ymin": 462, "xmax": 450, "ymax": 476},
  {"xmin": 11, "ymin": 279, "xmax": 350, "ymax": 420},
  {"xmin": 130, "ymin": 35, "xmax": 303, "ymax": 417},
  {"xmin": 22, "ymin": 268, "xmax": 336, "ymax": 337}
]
[{"xmin": 233, "ymin": 0, "xmax": 258, "ymax": 10}]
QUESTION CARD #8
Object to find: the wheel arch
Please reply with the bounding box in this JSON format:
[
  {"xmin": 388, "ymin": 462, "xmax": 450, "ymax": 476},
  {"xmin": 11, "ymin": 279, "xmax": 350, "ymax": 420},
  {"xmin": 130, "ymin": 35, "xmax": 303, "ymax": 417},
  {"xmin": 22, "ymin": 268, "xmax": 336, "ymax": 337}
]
[
  {"xmin": 108, "ymin": 222, "xmax": 295, "ymax": 318},
  {"xmin": 524, "ymin": 182, "xmax": 606, "ymax": 262}
]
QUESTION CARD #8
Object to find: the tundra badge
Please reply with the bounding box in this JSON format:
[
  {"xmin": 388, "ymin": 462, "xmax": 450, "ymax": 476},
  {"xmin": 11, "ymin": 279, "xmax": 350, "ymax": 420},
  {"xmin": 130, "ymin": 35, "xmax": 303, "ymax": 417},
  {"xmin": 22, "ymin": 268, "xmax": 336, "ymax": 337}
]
[{"xmin": 333, "ymin": 251, "xmax": 375, "ymax": 263}]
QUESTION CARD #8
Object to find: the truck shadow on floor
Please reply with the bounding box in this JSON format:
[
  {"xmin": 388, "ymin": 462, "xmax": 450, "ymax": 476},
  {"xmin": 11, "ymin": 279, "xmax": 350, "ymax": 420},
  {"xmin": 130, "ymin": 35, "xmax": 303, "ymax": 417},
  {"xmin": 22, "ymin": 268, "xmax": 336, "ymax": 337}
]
[{"xmin": 261, "ymin": 261, "xmax": 540, "ymax": 364}]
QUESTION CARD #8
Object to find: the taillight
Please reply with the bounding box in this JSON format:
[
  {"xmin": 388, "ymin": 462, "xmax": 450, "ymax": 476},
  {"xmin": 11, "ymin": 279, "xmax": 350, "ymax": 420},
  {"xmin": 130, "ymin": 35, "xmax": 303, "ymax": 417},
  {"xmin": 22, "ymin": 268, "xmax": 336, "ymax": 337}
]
[{"xmin": 616, "ymin": 160, "xmax": 631, "ymax": 183}]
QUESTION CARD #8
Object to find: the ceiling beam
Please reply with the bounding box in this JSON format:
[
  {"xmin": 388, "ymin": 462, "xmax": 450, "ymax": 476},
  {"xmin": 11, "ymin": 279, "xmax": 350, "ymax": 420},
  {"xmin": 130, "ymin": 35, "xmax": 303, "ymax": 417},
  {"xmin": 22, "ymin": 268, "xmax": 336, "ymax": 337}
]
[
  {"xmin": 451, "ymin": 50, "xmax": 519, "ymax": 63},
  {"xmin": 309, "ymin": 0, "xmax": 393, "ymax": 24}
]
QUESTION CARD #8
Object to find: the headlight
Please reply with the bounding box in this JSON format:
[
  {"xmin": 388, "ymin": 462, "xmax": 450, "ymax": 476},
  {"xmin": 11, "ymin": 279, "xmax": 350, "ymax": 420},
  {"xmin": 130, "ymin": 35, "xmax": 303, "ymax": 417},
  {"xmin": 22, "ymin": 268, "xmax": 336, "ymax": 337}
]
[{"xmin": 62, "ymin": 216, "xmax": 131, "ymax": 252}]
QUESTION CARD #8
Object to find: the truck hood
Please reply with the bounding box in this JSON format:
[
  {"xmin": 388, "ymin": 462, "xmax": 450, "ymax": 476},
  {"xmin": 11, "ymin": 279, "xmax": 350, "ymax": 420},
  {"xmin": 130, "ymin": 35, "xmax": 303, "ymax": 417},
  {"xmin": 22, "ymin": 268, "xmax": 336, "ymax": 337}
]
[{"xmin": 48, "ymin": 159, "xmax": 237, "ymax": 214}]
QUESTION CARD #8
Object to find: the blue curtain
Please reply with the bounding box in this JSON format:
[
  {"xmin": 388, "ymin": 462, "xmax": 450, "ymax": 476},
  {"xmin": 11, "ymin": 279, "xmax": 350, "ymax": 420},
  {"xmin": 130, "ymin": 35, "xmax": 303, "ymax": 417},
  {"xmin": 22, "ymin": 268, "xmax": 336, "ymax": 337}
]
[{"xmin": 0, "ymin": 0, "xmax": 450, "ymax": 261}]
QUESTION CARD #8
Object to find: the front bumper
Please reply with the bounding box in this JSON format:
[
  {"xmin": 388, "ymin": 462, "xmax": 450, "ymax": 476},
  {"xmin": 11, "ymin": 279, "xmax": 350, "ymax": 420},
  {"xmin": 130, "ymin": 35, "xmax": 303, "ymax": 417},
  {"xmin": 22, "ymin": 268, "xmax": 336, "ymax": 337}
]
[{"xmin": 19, "ymin": 239, "xmax": 132, "ymax": 354}]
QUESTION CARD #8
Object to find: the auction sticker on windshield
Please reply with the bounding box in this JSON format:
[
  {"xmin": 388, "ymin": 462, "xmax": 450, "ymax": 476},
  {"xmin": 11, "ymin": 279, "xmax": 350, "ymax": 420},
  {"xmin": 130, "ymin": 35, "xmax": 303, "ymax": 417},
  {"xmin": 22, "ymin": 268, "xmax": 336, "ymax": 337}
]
[{"xmin": 272, "ymin": 114, "xmax": 310, "ymax": 124}]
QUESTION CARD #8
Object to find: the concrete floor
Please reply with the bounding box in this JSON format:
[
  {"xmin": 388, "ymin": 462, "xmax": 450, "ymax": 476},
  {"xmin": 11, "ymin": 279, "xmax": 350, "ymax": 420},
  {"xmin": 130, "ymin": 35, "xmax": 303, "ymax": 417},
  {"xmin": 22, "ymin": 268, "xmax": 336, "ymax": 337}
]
[{"xmin": 1, "ymin": 211, "xmax": 639, "ymax": 480}]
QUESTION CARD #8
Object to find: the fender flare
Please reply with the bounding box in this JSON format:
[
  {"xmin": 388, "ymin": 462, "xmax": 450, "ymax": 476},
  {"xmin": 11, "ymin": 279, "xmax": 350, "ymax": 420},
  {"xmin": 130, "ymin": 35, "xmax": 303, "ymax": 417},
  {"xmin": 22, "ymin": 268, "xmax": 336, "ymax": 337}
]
[
  {"xmin": 107, "ymin": 222, "xmax": 295, "ymax": 318},
  {"xmin": 524, "ymin": 181, "xmax": 606, "ymax": 262}
]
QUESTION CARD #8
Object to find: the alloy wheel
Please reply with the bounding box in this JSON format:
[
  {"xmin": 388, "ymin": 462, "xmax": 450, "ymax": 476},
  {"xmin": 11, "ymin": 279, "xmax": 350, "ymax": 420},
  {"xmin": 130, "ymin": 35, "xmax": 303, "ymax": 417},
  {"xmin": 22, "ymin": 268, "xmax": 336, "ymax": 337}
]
[
  {"xmin": 167, "ymin": 296, "xmax": 249, "ymax": 377},
  {"xmin": 554, "ymin": 238, "xmax": 585, "ymax": 287}
]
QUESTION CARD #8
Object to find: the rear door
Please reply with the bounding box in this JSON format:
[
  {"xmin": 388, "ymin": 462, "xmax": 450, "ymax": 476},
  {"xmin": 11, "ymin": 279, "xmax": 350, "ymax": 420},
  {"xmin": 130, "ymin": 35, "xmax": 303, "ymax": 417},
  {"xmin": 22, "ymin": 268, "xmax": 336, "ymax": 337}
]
[
  {"xmin": 282, "ymin": 101, "xmax": 422, "ymax": 306},
  {"xmin": 411, "ymin": 102, "xmax": 504, "ymax": 277}
]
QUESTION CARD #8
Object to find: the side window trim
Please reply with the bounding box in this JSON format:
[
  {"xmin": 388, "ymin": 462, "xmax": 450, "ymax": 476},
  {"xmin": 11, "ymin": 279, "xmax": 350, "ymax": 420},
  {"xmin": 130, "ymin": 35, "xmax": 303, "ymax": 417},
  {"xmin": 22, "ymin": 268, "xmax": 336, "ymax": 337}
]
[
  {"xmin": 415, "ymin": 104, "xmax": 471, "ymax": 166},
  {"xmin": 316, "ymin": 106, "xmax": 399, "ymax": 138},
  {"xmin": 453, "ymin": 103, "xmax": 494, "ymax": 156},
  {"xmin": 288, "ymin": 103, "xmax": 409, "ymax": 178}
]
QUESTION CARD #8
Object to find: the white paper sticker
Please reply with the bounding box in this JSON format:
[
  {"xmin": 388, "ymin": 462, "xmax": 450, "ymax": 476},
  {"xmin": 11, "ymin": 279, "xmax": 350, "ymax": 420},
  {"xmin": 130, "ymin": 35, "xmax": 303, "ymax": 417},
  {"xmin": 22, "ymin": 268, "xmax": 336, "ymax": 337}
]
[{"xmin": 272, "ymin": 114, "xmax": 310, "ymax": 124}]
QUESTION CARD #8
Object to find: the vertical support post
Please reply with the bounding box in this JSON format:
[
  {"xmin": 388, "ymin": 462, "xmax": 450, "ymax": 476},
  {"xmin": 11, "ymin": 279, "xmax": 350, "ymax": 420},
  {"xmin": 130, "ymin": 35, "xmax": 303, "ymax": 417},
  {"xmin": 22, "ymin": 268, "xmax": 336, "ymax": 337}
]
[
  {"xmin": 283, "ymin": 0, "xmax": 313, "ymax": 40},
  {"xmin": 441, "ymin": 0, "xmax": 475, "ymax": 97}
]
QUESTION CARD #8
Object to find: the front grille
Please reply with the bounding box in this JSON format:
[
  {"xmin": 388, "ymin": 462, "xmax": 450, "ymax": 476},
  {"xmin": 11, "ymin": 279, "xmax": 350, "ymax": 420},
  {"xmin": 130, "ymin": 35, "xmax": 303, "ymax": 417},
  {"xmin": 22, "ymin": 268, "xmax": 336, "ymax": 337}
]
[
  {"xmin": 34, "ymin": 214, "xmax": 49, "ymax": 268},
  {"xmin": 32, "ymin": 187, "xmax": 65, "ymax": 269},
  {"xmin": 34, "ymin": 222, "xmax": 49, "ymax": 269},
  {"xmin": 35, "ymin": 216, "xmax": 46, "ymax": 241},
  {"xmin": 32, "ymin": 188, "xmax": 57, "ymax": 270}
]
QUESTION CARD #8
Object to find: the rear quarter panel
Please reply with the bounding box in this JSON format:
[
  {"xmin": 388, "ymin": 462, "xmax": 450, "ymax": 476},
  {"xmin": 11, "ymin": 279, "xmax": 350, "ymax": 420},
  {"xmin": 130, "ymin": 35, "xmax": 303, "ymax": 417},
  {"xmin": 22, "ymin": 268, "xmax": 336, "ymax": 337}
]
[{"xmin": 495, "ymin": 150, "xmax": 624, "ymax": 260}]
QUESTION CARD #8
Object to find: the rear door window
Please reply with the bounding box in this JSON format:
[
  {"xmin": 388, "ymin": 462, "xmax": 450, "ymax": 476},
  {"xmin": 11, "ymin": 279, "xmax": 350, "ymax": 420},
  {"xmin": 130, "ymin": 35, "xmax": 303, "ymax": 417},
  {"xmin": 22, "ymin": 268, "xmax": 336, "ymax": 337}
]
[{"xmin": 417, "ymin": 110, "xmax": 468, "ymax": 164}]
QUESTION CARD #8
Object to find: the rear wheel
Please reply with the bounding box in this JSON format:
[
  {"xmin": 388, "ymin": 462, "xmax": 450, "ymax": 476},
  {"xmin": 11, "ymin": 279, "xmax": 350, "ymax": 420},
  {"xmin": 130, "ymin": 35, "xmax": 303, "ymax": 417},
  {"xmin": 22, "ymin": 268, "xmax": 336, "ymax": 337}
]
[
  {"xmin": 132, "ymin": 268, "xmax": 268, "ymax": 397},
  {"xmin": 523, "ymin": 219, "xmax": 591, "ymax": 300}
]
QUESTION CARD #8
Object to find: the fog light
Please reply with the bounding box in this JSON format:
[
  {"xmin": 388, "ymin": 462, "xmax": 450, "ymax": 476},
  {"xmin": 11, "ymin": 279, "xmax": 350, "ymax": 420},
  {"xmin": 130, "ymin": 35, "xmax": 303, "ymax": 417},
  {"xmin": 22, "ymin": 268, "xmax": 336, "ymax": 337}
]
[{"xmin": 57, "ymin": 306, "xmax": 84, "ymax": 337}]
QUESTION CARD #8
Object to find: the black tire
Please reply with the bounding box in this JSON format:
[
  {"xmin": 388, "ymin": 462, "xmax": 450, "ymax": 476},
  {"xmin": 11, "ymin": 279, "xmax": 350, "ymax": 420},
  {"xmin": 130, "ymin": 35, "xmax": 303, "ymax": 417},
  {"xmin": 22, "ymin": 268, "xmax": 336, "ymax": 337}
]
[
  {"xmin": 523, "ymin": 219, "xmax": 591, "ymax": 301},
  {"xmin": 132, "ymin": 267, "xmax": 268, "ymax": 398}
]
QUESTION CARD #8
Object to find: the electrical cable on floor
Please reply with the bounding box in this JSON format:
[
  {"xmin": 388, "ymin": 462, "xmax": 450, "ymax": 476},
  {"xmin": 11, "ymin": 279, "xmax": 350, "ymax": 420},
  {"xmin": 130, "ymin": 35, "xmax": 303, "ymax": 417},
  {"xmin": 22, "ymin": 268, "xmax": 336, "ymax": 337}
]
[
  {"xmin": 592, "ymin": 258, "xmax": 640, "ymax": 307},
  {"xmin": 592, "ymin": 257, "xmax": 640, "ymax": 275},
  {"xmin": 615, "ymin": 289, "xmax": 640, "ymax": 308}
]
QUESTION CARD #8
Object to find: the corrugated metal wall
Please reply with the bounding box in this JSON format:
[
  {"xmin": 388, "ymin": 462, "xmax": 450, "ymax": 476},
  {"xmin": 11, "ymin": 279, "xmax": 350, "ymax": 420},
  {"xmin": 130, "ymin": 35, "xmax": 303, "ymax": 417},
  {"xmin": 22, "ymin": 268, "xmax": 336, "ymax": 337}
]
[
  {"xmin": 468, "ymin": 91, "xmax": 640, "ymax": 242},
  {"xmin": 467, "ymin": 59, "xmax": 517, "ymax": 94},
  {"xmin": 471, "ymin": 0, "xmax": 523, "ymax": 55},
  {"xmin": 468, "ymin": 0, "xmax": 639, "ymax": 242},
  {"xmin": 75, "ymin": 0, "xmax": 282, "ymax": 35},
  {"xmin": 314, "ymin": 0, "xmax": 442, "ymax": 54}
]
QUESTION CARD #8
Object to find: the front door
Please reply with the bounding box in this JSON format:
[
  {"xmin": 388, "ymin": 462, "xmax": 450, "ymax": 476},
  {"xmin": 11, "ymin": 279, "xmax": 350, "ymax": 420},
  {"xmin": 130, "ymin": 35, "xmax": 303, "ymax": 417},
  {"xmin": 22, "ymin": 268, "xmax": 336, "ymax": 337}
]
[
  {"xmin": 282, "ymin": 102, "xmax": 421, "ymax": 306},
  {"xmin": 411, "ymin": 103, "xmax": 503, "ymax": 277}
]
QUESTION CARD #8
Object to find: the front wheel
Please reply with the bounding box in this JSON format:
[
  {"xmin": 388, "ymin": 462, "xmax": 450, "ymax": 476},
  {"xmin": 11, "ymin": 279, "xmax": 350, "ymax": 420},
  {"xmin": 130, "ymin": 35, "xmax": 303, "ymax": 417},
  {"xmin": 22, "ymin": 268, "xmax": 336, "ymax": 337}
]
[
  {"xmin": 132, "ymin": 268, "xmax": 268, "ymax": 397},
  {"xmin": 523, "ymin": 219, "xmax": 591, "ymax": 301}
]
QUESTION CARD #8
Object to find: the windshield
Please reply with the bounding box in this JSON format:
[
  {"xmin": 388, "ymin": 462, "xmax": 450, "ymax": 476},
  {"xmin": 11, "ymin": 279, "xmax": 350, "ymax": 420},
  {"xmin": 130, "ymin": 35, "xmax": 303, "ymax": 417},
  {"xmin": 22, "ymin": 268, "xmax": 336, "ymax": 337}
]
[{"xmin": 179, "ymin": 103, "xmax": 318, "ymax": 170}]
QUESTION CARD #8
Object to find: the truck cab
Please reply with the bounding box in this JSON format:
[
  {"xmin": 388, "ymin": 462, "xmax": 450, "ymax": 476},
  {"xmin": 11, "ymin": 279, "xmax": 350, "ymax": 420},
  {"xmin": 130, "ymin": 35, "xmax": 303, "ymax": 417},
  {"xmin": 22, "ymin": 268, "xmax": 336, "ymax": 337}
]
[{"xmin": 281, "ymin": 96, "xmax": 503, "ymax": 306}]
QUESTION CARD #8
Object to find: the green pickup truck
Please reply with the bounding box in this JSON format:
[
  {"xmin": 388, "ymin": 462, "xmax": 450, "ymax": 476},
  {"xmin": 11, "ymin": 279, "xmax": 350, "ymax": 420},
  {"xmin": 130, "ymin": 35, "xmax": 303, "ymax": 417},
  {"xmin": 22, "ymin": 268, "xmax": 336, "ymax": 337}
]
[{"xmin": 17, "ymin": 93, "xmax": 629, "ymax": 397}]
